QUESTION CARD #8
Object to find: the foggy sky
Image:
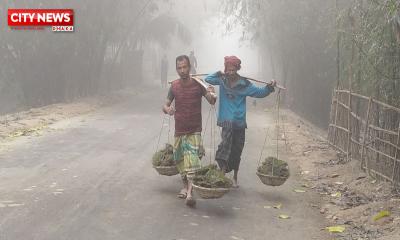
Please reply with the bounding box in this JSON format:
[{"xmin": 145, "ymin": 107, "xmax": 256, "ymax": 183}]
[{"xmin": 160, "ymin": 0, "xmax": 261, "ymax": 78}]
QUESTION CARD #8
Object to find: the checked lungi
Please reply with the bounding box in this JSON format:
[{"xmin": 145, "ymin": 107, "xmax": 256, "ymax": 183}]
[{"xmin": 215, "ymin": 127, "xmax": 245, "ymax": 173}]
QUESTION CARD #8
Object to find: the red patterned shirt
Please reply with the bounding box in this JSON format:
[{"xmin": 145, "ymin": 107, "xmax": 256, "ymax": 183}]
[{"xmin": 168, "ymin": 78, "xmax": 206, "ymax": 136}]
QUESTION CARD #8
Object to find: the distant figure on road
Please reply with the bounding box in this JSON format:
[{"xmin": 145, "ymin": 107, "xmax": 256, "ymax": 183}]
[
  {"xmin": 189, "ymin": 51, "xmax": 197, "ymax": 74},
  {"xmin": 160, "ymin": 54, "xmax": 168, "ymax": 88},
  {"xmin": 205, "ymin": 56, "xmax": 276, "ymax": 188},
  {"xmin": 162, "ymin": 55, "xmax": 216, "ymax": 207}
]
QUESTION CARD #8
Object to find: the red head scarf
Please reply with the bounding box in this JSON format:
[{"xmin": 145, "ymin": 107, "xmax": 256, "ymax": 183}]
[{"xmin": 224, "ymin": 56, "xmax": 241, "ymax": 71}]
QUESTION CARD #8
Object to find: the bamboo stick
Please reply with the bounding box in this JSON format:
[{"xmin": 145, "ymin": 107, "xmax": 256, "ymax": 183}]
[
  {"xmin": 328, "ymin": 141, "xmax": 347, "ymax": 153},
  {"xmin": 167, "ymin": 77, "xmax": 217, "ymax": 98},
  {"xmin": 350, "ymin": 111, "xmax": 363, "ymax": 122},
  {"xmin": 361, "ymin": 97, "xmax": 372, "ymax": 171},
  {"xmin": 392, "ymin": 122, "xmax": 400, "ymax": 183},
  {"xmin": 190, "ymin": 73, "xmax": 208, "ymax": 77},
  {"xmin": 368, "ymin": 168, "xmax": 394, "ymax": 183},
  {"xmin": 329, "ymin": 124, "xmax": 350, "ymax": 133},
  {"xmin": 328, "ymin": 101, "xmax": 333, "ymax": 142},
  {"xmin": 328, "ymin": 89, "xmax": 337, "ymax": 143},
  {"xmin": 334, "ymin": 90, "xmax": 394, "ymax": 106},
  {"xmin": 350, "ymin": 138, "xmax": 362, "ymax": 146},
  {"xmin": 347, "ymin": 90, "xmax": 352, "ymax": 161},
  {"xmin": 335, "ymin": 89, "xmax": 350, "ymax": 93},
  {"xmin": 373, "ymin": 136, "xmax": 400, "ymax": 150},
  {"xmin": 335, "ymin": 90, "xmax": 374, "ymax": 101},
  {"xmin": 371, "ymin": 99, "xmax": 400, "ymax": 112},
  {"xmin": 333, "ymin": 89, "xmax": 340, "ymax": 145},
  {"xmin": 189, "ymin": 73, "xmax": 287, "ymax": 90},
  {"xmin": 365, "ymin": 145, "xmax": 397, "ymax": 160},
  {"xmin": 368, "ymin": 124, "xmax": 398, "ymax": 136},
  {"xmin": 191, "ymin": 76, "xmax": 217, "ymax": 98},
  {"xmin": 244, "ymin": 77, "xmax": 287, "ymax": 90},
  {"xmin": 337, "ymin": 100, "xmax": 350, "ymax": 110},
  {"xmin": 351, "ymin": 92, "xmax": 370, "ymax": 100}
]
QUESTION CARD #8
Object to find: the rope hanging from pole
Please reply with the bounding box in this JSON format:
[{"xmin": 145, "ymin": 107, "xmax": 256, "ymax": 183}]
[{"xmin": 256, "ymin": 89, "xmax": 282, "ymax": 172}]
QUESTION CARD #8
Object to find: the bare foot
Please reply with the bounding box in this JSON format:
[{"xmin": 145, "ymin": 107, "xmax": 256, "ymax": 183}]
[
  {"xmin": 185, "ymin": 196, "xmax": 196, "ymax": 207},
  {"xmin": 233, "ymin": 170, "xmax": 239, "ymax": 188},
  {"xmin": 177, "ymin": 188, "xmax": 187, "ymax": 199}
]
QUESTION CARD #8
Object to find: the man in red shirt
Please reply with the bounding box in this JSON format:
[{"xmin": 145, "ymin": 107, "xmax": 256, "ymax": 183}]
[{"xmin": 162, "ymin": 55, "xmax": 216, "ymax": 207}]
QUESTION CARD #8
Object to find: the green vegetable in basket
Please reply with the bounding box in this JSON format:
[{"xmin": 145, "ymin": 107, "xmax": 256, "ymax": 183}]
[
  {"xmin": 152, "ymin": 144, "xmax": 175, "ymax": 167},
  {"xmin": 193, "ymin": 165, "xmax": 233, "ymax": 188},
  {"xmin": 258, "ymin": 157, "xmax": 289, "ymax": 178}
]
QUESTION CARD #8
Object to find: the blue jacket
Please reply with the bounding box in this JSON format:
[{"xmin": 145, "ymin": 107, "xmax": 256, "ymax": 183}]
[{"xmin": 205, "ymin": 71, "xmax": 274, "ymax": 129}]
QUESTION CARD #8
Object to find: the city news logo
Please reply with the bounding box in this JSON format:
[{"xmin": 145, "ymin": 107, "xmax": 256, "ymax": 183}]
[{"xmin": 8, "ymin": 9, "xmax": 74, "ymax": 32}]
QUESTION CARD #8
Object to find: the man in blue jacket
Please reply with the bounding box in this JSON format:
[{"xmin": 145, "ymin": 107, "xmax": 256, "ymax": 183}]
[{"xmin": 205, "ymin": 56, "xmax": 276, "ymax": 188}]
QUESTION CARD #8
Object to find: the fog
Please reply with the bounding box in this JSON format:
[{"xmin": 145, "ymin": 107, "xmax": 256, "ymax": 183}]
[
  {"xmin": 142, "ymin": 0, "xmax": 261, "ymax": 82},
  {"xmin": 1, "ymin": 0, "xmax": 399, "ymax": 129},
  {"xmin": 1, "ymin": 2, "xmax": 400, "ymax": 239}
]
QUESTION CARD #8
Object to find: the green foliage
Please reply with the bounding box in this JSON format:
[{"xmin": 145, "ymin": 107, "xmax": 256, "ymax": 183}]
[
  {"xmin": 152, "ymin": 143, "xmax": 175, "ymax": 167},
  {"xmin": 337, "ymin": 0, "xmax": 400, "ymax": 106},
  {"xmin": 220, "ymin": 0, "xmax": 399, "ymax": 128},
  {"xmin": 0, "ymin": 0, "xmax": 192, "ymax": 114},
  {"xmin": 258, "ymin": 157, "xmax": 290, "ymax": 178},
  {"xmin": 193, "ymin": 164, "xmax": 233, "ymax": 188}
]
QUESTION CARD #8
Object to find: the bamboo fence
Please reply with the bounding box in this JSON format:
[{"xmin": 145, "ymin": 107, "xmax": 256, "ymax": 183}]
[{"xmin": 328, "ymin": 89, "xmax": 400, "ymax": 186}]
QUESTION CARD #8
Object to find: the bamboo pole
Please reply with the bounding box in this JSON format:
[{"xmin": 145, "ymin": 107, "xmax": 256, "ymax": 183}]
[
  {"xmin": 350, "ymin": 111, "xmax": 364, "ymax": 122},
  {"xmin": 330, "ymin": 142, "xmax": 348, "ymax": 153},
  {"xmin": 337, "ymin": 100, "xmax": 350, "ymax": 110},
  {"xmin": 365, "ymin": 145, "xmax": 397, "ymax": 161},
  {"xmin": 350, "ymin": 137, "xmax": 362, "ymax": 146},
  {"xmin": 167, "ymin": 76, "xmax": 217, "ymax": 98},
  {"xmin": 371, "ymin": 98, "xmax": 400, "ymax": 112},
  {"xmin": 329, "ymin": 124, "xmax": 350, "ymax": 133},
  {"xmin": 189, "ymin": 73, "xmax": 287, "ymax": 90},
  {"xmin": 335, "ymin": 0, "xmax": 341, "ymax": 89},
  {"xmin": 333, "ymin": 90, "xmax": 340, "ymax": 146},
  {"xmin": 351, "ymin": 92, "xmax": 370, "ymax": 101},
  {"xmin": 191, "ymin": 76, "xmax": 217, "ymax": 98},
  {"xmin": 368, "ymin": 168, "xmax": 395, "ymax": 183},
  {"xmin": 391, "ymin": 122, "xmax": 400, "ymax": 183},
  {"xmin": 347, "ymin": 89, "xmax": 352, "ymax": 161},
  {"xmin": 244, "ymin": 77, "xmax": 287, "ymax": 90},
  {"xmin": 347, "ymin": 5, "xmax": 356, "ymax": 162},
  {"xmin": 328, "ymin": 89, "xmax": 336, "ymax": 143},
  {"xmin": 335, "ymin": 89, "xmax": 350, "ymax": 93},
  {"xmin": 361, "ymin": 97, "xmax": 372, "ymax": 171},
  {"xmin": 368, "ymin": 124, "xmax": 398, "ymax": 136},
  {"xmin": 373, "ymin": 137, "xmax": 400, "ymax": 150}
]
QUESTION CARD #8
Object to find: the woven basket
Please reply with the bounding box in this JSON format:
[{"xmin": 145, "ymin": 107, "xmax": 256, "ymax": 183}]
[
  {"xmin": 256, "ymin": 171, "xmax": 288, "ymax": 186},
  {"xmin": 192, "ymin": 183, "xmax": 230, "ymax": 199},
  {"xmin": 154, "ymin": 165, "xmax": 179, "ymax": 176}
]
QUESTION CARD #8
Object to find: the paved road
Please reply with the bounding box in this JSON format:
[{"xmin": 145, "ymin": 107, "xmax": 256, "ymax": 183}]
[{"xmin": 0, "ymin": 88, "xmax": 328, "ymax": 240}]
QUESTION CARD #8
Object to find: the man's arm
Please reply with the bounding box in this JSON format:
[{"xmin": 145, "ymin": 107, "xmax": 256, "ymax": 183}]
[
  {"xmin": 162, "ymin": 87, "xmax": 175, "ymax": 115},
  {"xmin": 246, "ymin": 81, "xmax": 275, "ymax": 98},
  {"xmin": 204, "ymin": 71, "xmax": 223, "ymax": 86}
]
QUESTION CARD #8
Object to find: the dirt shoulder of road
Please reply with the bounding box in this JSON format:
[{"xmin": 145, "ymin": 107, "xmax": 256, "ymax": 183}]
[
  {"xmin": 0, "ymin": 88, "xmax": 141, "ymax": 145},
  {"xmin": 281, "ymin": 110, "xmax": 400, "ymax": 240}
]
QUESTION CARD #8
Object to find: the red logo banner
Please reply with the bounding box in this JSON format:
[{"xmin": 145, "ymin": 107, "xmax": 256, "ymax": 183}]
[{"xmin": 8, "ymin": 9, "xmax": 74, "ymax": 26}]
